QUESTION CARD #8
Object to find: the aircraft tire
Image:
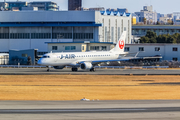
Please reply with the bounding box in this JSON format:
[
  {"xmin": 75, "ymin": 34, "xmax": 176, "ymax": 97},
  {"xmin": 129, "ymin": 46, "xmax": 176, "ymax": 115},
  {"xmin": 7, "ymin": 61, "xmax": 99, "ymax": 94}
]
[
  {"xmin": 90, "ymin": 68, "xmax": 95, "ymax": 72},
  {"xmin": 72, "ymin": 68, "xmax": 78, "ymax": 72}
]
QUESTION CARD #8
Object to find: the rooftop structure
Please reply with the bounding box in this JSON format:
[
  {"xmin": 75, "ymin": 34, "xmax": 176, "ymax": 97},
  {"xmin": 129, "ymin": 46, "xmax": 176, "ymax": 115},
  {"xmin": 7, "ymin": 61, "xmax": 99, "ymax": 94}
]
[
  {"xmin": 28, "ymin": 1, "xmax": 58, "ymax": 11},
  {"xmin": 0, "ymin": 1, "xmax": 27, "ymax": 11},
  {"xmin": 117, "ymin": 8, "xmax": 128, "ymax": 13},
  {"xmin": 142, "ymin": 6, "xmax": 153, "ymax": 12},
  {"xmin": 89, "ymin": 7, "xmax": 105, "ymax": 11},
  {"xmin": 135, "ymin": 6, "xmax": 157, "ymax": 24},
  {"xmin": 68, "ymin": 0, "xmax": 82, "ymax": 11},
  {"xmin": 0, "ymin": 1, "xmax": 58, "ymax": 11}
]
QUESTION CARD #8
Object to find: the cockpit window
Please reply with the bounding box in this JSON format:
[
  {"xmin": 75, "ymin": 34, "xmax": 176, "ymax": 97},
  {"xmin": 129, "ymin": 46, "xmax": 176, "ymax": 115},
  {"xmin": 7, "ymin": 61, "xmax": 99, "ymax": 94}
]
[{"xmin": 42, "ymin": 56, "xmax": 50, "ymax": 58}]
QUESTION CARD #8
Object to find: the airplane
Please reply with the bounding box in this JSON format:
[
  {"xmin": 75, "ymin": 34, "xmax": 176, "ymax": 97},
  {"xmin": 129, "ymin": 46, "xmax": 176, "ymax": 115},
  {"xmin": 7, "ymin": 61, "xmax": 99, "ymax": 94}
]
[{"xmin": 37, "ymin": 31, "xmax": 161, "ymax": 72}]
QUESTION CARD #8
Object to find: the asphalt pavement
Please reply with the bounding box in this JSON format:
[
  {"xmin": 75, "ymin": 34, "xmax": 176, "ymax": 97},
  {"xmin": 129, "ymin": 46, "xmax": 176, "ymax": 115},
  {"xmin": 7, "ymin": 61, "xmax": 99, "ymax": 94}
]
[
  {"xmin": 0, "ymin": 68, "xmax": 180, "ymax": 75},
  {"xmin": 0, "ymin": 100, "xmax": 180, "ymax": 120}
]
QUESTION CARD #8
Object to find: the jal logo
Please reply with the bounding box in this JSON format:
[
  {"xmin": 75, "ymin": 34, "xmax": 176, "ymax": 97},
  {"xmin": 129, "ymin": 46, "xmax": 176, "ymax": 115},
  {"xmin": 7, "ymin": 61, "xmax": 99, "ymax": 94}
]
[{"xmin": 119, "ymin": 40, "xmax": 124, "ymax": 49}]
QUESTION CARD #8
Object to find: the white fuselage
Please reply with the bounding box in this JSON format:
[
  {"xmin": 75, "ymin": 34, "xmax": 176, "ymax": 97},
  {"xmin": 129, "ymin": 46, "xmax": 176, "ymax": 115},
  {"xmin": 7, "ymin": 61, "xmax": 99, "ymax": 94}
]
[{"xmin": 38, "ymin": 51, "xmax": 119, "ymax": 67}]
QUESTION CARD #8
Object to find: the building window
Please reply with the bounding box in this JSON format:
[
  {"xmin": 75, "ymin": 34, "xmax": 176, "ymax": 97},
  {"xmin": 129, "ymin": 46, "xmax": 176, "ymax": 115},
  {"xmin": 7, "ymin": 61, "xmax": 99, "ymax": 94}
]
[
  {"xmin": 65, "ymin": 46, "xmax": 76, "ymax": 50},
  {"xmin": 173, "ymin": 47, "xmax": 178, "ymax": 51},
  {"xmin": 31, "ymin": 33, "xmax": 51, "ymax": 39},
  {"xmin": 22, "ymin": 54, "xmax": 28, "ymax": 57},
  {"xmin": 52, "ymin": 46, "xmax": 58, "ymax": 50},
  {"xmin": 73, "ymin": 33, "xmax": 93, "ymax": 39},
  {"xmin": 105, "ymin": 27, "xmax": 107, "ymax": 42},
  {"xmin": 118, "ymin": 27, "xmax": 120, "ymax": 39},
  {"xmin": 90, "ymin": 46, "xmax": 100, "ymax": 50},
  {"xmin": 37, "ymin": 52, "xmax": 48, "ymax": 55},
  {"xmin": 173, "ymin": 58, "xmax": 178, "ymax": 61},
  {"xmin": 111, "ymin": 27, "xmax": 114, "ymax": 42},
  {"xmin": 71, "ymin": 46, "xmax": 76, "ymax": 50},
  {"xmin": 155, "ymin": 47, "xmax": 160, "ymax": 51},
  {"xmin": 52, "ymin": 33, "xmax": 72, "ymax": 39},
  {"xmin": 139, "ymin": 47, "xmax": 144, "ymax": 51},
  {"xmin": 10, "ymin": 33, "xmax": 30, "ymax": 39},
  {"xmin": 82, "ymin": 46, "xmax": 84, "ymax": 50},
  {"xmin": 0, "ymin": 33, "xmax": 9, "ymax": 39},
  {"xmin": 125, "ymin": 47, "xmax": 130, "ymax": 52},
  {"xmin": 65, "ymin": 46, "xmax": 71, "ymax": 50},
  {"xmin": 101, "ymin": 46, "xmax": 107, "ymax": 50}
]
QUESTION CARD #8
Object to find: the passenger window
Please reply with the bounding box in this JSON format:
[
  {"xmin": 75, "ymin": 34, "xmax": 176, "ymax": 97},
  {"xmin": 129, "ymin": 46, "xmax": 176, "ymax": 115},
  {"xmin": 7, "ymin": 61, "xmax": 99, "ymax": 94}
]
[{"xmin": 43, "ymin": 56, "xmax": 50, "ymax": 58}]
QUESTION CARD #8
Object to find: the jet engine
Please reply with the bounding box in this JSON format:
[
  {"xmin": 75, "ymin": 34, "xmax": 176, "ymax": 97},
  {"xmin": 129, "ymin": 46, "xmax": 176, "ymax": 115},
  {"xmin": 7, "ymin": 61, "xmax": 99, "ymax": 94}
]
[
  {"xmin": 53, "ymin": 66, "xmax": 65, "ymax": 69},
  {"xmin": 80, "ymin": 62, "xmax": 93, "ymax": 70}
]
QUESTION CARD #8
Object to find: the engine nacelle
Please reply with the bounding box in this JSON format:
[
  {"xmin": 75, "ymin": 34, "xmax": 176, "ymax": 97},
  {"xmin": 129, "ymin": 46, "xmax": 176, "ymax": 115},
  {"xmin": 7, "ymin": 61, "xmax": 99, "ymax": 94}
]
[
  {"xmin": 80, "ymin": 62, "xmax": 93, "ymax": 70},
  {"xmin": 53, "ymin": 66, "xmax": 65, "ymax": 69}
]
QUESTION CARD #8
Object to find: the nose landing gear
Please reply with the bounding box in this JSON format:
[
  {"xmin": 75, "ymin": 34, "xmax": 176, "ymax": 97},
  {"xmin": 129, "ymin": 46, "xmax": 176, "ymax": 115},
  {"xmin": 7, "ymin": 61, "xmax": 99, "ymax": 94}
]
[
  {"xmin": 72, "ymin": 67, "xmax": 78, "ymax": 72},
  {"xmin": 47, "ymin": 66, "xmax": 51, "ymax": 72},
  {"xmin": 90, "ymin": 68, "xmax": 95, "ymax": 72}
]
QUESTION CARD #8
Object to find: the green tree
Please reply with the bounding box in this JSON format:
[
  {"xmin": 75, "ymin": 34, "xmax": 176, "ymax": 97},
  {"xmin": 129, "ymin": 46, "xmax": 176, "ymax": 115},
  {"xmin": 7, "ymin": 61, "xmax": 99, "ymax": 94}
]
[
  {"xmin": 176, "ymin": 34, "xmax": 180, "ymax": 43},
  {"xmin": 157, "ymin": 34, "xmax": 168, "ymax": 43},
  {"xmin": 145, "ymin": 31, "xmax": 157, "ymax": 43},
  {"xmin": 139, "ymin": 31, "xmax": 157, "ymax": 43},
  {"xmin": 140, "ymin": 36, "xmax": 149, "ymax": 43},
  {"xmin": 140, "ymin": 31, "xmax": 180, "ymax": 43},
  {"xmin": 167, "ymin": 36, "xmax": 176, "ymax": 43},
  {"xmin": 145, "ymin": 31, "xmax": 157, "ymax": 38}
]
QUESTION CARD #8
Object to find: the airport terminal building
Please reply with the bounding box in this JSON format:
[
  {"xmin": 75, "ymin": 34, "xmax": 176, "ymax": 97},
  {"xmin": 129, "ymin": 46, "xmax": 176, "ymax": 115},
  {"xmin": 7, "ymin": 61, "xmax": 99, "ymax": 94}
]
[{"xmin": 0, "ymin": 11, "xmax": 132, "ymax": 55}]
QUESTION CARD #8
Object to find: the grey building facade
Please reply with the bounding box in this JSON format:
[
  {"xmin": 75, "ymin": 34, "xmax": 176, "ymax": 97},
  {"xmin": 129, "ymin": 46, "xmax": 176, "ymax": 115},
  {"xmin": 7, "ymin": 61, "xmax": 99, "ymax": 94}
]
[
  {"xmin": 126, "ymin": 43, "xmax": 180, "ymax": 61},
  {"xmin": 132, "ymin": 25, "xmax": 180, "ymax": 37},
  {"xmin": 135, "ymin": 6, "xmax": 157, "ymax": 23},
  {"xmin": 0, "ymin": 11, "xmax": 131, "ymax": 55},
  {"xmin": 28, "ymin": 1, "xmax": 58, "ymax": 11}
]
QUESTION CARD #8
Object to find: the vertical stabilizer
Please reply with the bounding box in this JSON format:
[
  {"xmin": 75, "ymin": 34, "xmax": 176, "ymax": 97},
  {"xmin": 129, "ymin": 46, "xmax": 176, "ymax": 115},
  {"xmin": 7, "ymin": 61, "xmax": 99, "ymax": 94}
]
[{"xmin": 111, "ymin": 31, "xmax": 127, "ymax": 53}]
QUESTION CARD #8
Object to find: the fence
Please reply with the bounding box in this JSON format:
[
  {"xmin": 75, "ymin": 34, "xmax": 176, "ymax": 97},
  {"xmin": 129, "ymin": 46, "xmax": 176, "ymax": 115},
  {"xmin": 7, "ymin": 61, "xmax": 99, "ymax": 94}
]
[{"xmin": 0, "ymin": 65, "xmax": 170, "ymax": 69}]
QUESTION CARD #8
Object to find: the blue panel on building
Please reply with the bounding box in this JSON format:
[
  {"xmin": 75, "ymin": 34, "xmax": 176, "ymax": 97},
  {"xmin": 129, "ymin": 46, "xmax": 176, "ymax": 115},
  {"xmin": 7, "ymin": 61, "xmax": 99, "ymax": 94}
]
[{"xmin": 0, "ymin": 22, "xmax": 102, "ymax": 27}]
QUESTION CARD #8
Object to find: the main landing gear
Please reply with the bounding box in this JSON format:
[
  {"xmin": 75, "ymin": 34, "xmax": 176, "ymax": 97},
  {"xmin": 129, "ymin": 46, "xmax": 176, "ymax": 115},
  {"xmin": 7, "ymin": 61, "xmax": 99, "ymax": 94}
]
[
  {"xmin": 47, "ymin": 66, "xmax": 50, "ymax": 72},
  {"xmin": 90, "ymin": 68, "xmax": 95, "ymax": 72},
  {"xmin": 72, "ymin": 67, "xmax": 78, "ymax": 72},
  {"xmin": 71, "ymin": 67, "xmax": 95, "ymax": 72}
]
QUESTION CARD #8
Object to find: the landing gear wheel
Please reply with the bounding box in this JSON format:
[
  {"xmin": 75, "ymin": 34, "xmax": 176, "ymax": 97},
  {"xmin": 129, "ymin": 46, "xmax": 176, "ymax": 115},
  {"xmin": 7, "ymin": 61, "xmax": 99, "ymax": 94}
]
[
  {"xmin": 90, "ymin": 68, "xmax": 95, "ymax": 72},
  {"xmin": 72, "ymin": 68, "xmax": 78, "ymax": 72},
  {"xmin": 47, "ymin": 66, "xmax": 50, "ymax": 72}
]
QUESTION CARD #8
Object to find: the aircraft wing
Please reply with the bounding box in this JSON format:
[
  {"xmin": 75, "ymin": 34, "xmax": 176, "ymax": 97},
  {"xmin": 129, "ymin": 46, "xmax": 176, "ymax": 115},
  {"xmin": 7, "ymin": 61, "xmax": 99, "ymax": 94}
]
[
  {"xmin": 77, "ymin": 56, "xmax": 162, "ymax": 66},
  {"xmin": 90, "ymin": 56, "xmax": 162, "ymax": 65}
]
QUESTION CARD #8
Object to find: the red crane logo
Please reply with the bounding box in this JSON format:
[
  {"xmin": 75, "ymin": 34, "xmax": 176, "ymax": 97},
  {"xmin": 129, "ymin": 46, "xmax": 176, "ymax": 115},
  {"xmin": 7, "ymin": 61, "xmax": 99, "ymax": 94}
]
[{"xmin": 119, "ymin": 40, "xmax": 124, "ymax": 49}]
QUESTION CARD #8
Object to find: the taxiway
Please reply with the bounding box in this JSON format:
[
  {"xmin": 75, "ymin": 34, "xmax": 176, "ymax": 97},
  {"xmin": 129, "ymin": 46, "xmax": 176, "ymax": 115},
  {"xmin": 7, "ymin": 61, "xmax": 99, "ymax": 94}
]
[
  {"xmin": 0, "ymin": 100, "xmax": 180, "ymax": 120},
  {"xmin": 0, "ymin": 68, "xmax": 180, "ymax": 75}
]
